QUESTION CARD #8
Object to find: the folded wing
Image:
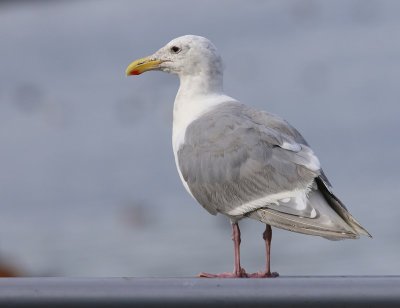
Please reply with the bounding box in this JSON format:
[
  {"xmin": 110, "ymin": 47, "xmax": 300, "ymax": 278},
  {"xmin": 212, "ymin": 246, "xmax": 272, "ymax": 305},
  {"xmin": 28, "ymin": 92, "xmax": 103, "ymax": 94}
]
[{"xmin": 178, "ymin": 102, "xmax": 370, "ymax": 239}]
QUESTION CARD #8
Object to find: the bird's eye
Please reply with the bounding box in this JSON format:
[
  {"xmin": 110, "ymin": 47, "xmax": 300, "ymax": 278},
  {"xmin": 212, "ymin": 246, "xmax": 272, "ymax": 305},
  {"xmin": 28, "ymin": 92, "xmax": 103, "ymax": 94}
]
[{"xmin": 170, "ymin": 46, "xmax": 181, "ymax": 53}]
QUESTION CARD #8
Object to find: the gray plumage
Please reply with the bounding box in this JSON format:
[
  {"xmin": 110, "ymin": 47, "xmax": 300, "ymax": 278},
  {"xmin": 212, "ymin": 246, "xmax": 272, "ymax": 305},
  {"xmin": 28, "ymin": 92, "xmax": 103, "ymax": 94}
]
[{"xmin": 178, "ymin": 101, "xmax": 371, "ymax": 240}]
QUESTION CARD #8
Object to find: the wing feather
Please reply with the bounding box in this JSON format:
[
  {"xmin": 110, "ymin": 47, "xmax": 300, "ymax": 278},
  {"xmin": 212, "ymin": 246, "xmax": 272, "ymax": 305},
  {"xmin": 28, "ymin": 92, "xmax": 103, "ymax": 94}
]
[
  {"xmin": 177, "ymin": 101, "xmax": 369, "ymax": 238},
  {"xmin": 178, "ymin": 102, "xmax": 320, "ymax": 216}
]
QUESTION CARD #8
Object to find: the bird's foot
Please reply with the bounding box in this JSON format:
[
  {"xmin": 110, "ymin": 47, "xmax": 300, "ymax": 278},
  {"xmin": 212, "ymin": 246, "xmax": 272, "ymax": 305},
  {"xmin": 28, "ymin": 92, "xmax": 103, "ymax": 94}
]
[
  {"xmin": 247, "ymin": 271, "xmax": 279, "ymax": 278},
  {"xmin": 198, "ymin": 267, "xmax": 248, "ymax": 278}
]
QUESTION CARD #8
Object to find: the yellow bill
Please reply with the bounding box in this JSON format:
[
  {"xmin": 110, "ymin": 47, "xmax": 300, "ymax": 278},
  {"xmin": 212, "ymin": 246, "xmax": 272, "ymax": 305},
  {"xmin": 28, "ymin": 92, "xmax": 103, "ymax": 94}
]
[{"xmin": 125, "ymin": 57, "xmax": 162, "ymax": 76}]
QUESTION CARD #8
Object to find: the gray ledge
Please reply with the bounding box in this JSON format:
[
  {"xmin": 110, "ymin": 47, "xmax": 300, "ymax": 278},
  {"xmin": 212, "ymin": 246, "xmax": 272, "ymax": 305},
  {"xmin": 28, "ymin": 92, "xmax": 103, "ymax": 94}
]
[{"xmin": 0, "ymin": 276, "xmax": 399, "ymax": 307}]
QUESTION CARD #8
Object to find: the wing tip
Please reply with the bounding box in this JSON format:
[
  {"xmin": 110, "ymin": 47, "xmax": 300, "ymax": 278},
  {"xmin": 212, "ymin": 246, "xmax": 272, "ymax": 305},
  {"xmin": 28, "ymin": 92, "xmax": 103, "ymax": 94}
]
[{"xmin": 356, "ymin": 227, "xmax": 372, "ymax": 238}]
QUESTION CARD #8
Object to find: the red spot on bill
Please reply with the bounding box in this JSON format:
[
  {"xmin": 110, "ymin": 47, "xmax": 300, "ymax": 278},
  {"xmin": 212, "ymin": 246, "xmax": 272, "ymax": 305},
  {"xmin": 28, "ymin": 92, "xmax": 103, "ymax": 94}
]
[{"xmin": 132, "ymin": 70, "xmax": 141, "ymax": 75}]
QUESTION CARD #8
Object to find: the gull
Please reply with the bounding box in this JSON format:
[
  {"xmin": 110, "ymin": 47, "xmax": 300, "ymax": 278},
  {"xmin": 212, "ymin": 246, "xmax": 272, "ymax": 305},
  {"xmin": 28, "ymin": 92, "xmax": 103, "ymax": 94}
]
[{"xmin": 125, "ymin": 35, "xmax": 371, "ymax": 278}]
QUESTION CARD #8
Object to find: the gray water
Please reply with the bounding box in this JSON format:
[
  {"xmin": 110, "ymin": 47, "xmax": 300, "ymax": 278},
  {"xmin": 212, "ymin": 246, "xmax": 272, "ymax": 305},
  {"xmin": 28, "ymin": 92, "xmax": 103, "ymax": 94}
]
[{"xmin": 0, "ymin": 0, "xmax": 399, "ymax": 276}]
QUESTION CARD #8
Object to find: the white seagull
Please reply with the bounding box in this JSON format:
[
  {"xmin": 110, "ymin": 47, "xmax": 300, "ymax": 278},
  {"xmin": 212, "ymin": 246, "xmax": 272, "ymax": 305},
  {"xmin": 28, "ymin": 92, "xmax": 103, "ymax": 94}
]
[{"xmin": 125, "ymin": 35, "xmax": 371, "ymax": 278}]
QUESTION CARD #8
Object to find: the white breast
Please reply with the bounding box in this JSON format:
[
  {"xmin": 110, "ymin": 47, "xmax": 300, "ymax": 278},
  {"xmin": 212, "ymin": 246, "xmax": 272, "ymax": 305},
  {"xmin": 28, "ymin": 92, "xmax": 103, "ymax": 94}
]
[{"xmin": 172, "ymin": 93, "xmax": 236, "ymax": 196}]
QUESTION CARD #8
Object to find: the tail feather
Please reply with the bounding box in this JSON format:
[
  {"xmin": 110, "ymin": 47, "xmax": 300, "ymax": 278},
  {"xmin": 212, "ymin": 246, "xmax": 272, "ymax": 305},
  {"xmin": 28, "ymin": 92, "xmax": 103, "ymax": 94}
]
[
  {"xmin": 247, "ymin": 177, "xmax": 371, "ymax": 240},
  {"xmin": 315, "ymin": 177, "xmax": 372, "ymax": 238}
]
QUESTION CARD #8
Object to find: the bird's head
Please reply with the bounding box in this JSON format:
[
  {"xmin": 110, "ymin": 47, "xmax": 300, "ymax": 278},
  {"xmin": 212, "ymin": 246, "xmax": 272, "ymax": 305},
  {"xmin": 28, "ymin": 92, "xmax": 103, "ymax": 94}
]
[{"xmin": 125, "ymin": 35, "xmax": 223, "ymax": 78}]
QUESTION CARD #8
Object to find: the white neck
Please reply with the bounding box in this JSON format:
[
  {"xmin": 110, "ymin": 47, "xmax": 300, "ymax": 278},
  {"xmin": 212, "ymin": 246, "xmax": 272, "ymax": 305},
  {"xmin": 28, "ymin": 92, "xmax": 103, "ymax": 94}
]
[
  {"xmin": 178, "ymin": 71, "xmax": 223, "ymax": 97},
  {"xmin": 172, "ymin": 72, "xmax": 233, "ymax": 153}
]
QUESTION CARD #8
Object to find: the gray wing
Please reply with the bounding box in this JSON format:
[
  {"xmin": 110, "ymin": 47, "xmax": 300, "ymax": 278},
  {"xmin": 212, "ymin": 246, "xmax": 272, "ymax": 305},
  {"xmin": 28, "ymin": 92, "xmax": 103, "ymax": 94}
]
[
  {"xmin": 178, "ymin": 102, "xmax": 370, "ymax": 239},
  {"xmin": 178, "ymin": 102, "xmax": 319, "ymax": 214}
]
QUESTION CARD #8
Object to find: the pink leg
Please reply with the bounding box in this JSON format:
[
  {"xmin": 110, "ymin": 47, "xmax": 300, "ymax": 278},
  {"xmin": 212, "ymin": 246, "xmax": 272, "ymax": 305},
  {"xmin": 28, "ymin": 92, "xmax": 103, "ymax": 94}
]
[
  {"xmin": 249, "ymin": 224, "xmax": 279, "ymax": 278},
  {"xmin": 199, "ymin": 222, "xmax": 248, "ymax": 278}
]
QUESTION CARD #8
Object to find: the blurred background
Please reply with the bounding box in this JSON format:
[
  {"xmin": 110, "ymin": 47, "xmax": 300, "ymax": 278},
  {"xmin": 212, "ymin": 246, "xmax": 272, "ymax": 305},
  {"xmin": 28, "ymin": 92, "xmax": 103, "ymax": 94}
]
[{"xmin": 0, "ymin": 0, "xmax": 398, "ymax": 277}]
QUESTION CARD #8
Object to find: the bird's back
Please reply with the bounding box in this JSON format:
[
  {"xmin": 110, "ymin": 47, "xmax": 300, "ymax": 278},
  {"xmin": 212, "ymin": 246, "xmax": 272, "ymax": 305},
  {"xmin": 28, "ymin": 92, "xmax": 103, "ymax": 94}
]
[{"xmin": 177, "ymin": 101, "xmax": 370, "ymax": 239}]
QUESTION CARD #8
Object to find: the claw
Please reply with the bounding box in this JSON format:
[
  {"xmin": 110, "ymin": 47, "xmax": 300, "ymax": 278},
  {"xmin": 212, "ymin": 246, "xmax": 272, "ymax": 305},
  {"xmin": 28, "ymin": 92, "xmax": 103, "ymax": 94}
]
[
  {"xmin": 248, "ymin": 271, "xmax": 279, "ymax": 278},
  {"xmin": 198, "ymin": 269, "xmax": 248, "ymax": 278}
]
